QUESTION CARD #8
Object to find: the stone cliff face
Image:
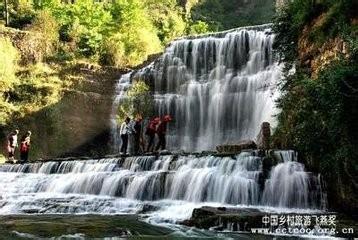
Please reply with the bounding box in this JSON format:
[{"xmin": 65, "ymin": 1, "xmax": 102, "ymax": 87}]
[
  {"xmin": 297, "ymin": 13, "xmax": 350, "ymax": 78},
  {"xmin": 1, "ymin": 64, "xmax": 123, "ymax": 160},
  {"xmin": 0, "ymin": 26, "xmax": 127, "ymax": 160}
]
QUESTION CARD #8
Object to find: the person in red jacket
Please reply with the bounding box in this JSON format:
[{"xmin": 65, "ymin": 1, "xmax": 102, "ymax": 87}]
[
  {"xmin": 145, "ymin": 117, "xmax": 160, "ymax": 153},
  {"xmin": 20, "ymin": 131, "xmax": 31, "ymax": 162},
  {"xmin": 155, "ymin": 115, "xmax": 172, "ymax": 151}
]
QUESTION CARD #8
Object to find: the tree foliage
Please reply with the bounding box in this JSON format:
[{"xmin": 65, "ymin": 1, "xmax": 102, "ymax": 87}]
[
  {"xmin": 8, "ymin": 0, "xmax": 36, "ymax": 28},
  {"xmin": 1, "ymin": 0, "xmax": 278, "ymax": 67},
  {"xmin": 26, "ymin": 10, "xmax": 59, "ymax": 58},
  {"xmin": 145, "ymin": 0, "xmax": 186, "ymax": 44},
  {"xmin": 52, "ymin": 0, "xmax": 113, "ymax": 57},
  {"xmin": 0, "ymin": 37, "xmax": 19, "ymax": 94},
  {"xmin": 190, "ymin": 0, "xmax": 275, "ymax": 31},
  {"xmin": 101, "ymin": 0, "xmax": 162, "ymax": 66},
  {"xmin": 272, "ymin": 0, "xmax": 358, "ymax": 210},
  {"xmin": 0, "ymin": 37, "xmax": 19, "ymax": 125},
  {"xmin": 117, "ymin": 80, "xmax": 154, "ymax": 123},
  {"xmin": 188, "ymin": 20, "xmax": 210, "ymax": 35},
  {"xmin": 0, "ymin": 0, "xmax": 278, "ymax": 128}
]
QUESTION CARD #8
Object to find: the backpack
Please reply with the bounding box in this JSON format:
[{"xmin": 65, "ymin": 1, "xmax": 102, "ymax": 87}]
[{"xmin": 20, "ymin": 142, "xmax": 28, "ymax": 152}]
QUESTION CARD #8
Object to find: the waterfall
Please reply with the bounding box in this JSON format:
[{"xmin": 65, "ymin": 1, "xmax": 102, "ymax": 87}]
[
  {"xmin": 111, "ymin": 24, "xmax": 282, "ymax": 152},
  {"xmin": 0, "ymin": 151, "xmax": 325, "ymax": 215},
  {"xmin": 110, "ymin": 73, "xmax": 132, "ymax": 152},
  {"xmin": 262, "ymin": 151, "xmax": 326, "ymax": 209}
]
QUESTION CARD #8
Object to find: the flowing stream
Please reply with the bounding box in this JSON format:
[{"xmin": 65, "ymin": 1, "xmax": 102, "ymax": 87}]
[
  {"xmin": 0, "ymin": 151, "xmax": 326, "ymax": 237},
  {"xmin": 0, "ymin": 25, "xmax": 336, "ymax": 239}
]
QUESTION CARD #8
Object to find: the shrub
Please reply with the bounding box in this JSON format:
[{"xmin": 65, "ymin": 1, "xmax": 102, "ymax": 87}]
[
  {"xmin": 9, "ymin": 0, "xmax": 35, "ymax": 28},
  {"xmin": 51, "ymin": 0, "xmax": 113, "ymax": 58},
  {"xmin": 146, "ymin": 0, "xmax": 186, "ymax": 44},
  {"xmin": 0, "ymin": 37, "xmax": 19, "ymax": 94},
  {"xmin": 188, "ymin": 20, "xmax": 210, "ymax": 35},
  {"xmin": 0, "ymin": 37, "xmax": 19, "ymax": 125},
  {"xmin": 272, "ymin": 0, "xmax": 358, "ymax": 210},
  {"xmin": 26, "ymin": 10, "xmax": 59, "ymax": 58},
  {"xmin": 117, "ymin": 80, "xmax": 154, "ymax": 123},
  {"xmin": 100, "ymin": 34, "xmax": 126, "ymax": 66}
]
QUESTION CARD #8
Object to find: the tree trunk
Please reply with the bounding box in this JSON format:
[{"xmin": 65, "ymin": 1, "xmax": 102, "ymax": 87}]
[{"xmin": 4, "ymin": 0, "xmax": 9, "ymax": 26}]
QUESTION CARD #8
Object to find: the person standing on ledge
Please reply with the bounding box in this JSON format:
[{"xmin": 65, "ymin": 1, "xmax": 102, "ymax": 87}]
[
  {"xmin": 133, "ymin": 114, "xmax": 143, "ymax": 155},
  {"xmin": 155, "ymin": 115, "xmax": 172, "ymax": 152},
  {"xmin": 120, "ymin": 117, "xmax": 131, "ymax": 155},
  {"xmin": 145, "ymin": 117, "xmax": 159, "ymax": 153},
  {"xmin": 20, "ymin": 131, "xmax": 31, "ymax": 163},
  {"xmin": 6, "ymin": 129, "xmax": 19, "ymax": 163}
]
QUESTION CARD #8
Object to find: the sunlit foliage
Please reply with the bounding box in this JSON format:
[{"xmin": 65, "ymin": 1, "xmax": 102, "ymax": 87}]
[{"xmin": 117, "ymin": 80, "xmax": 154, "ymax": 123}]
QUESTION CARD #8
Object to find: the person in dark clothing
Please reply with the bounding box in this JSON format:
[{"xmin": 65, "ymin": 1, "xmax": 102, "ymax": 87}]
[
  {"xmin": 133, "ymin": 115, "xmax": 143, "ymax": 155},
  {"xmin": 145, "ymin": 117, "xmax": 159, "ymax": 153},
  {"xmin": 20, "ymin": 131, "xmax": 31, "ymax": 162},
  {"xmin": 120, "ymin": 117, "xmax": 131, "ymax": 154},
  {"xmin": 155, "ymin": 115, "xmax": 172, "ymax": 151},
  {"xmin": 6, "ymin": 129, "xmax": 19, "ymax": 162}
]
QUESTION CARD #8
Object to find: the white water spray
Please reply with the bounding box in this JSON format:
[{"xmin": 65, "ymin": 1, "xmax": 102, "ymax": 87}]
[{"xmin": 111, "ymin": 25, "xmax": 282, "ymax": 151}]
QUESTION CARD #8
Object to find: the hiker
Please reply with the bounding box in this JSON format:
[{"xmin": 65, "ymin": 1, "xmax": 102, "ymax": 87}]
[
  {"xmin": 20, "ymin": 131, "xmax": 31, "ymax": 162},
  {"xmin": 133, "ymin": 114, "xmax": 143, "ymax": 155},
  {"xmin": 6, "ymin": 129, "xmax": 19, "ymax": 162},
  {"xmin": 155, "ymin": 115, "xmax": 172, "ymax": 151},
  {"xmin": 127, "ymin": 117, "xmax": 137, "ymax": 155},
  {"xmin": 145, "ymin": 117, "xmax": 160, "ymax": 153},
  {"xmin": 120, "ymin": 117, "xmax": 131, "ymax": 154}
]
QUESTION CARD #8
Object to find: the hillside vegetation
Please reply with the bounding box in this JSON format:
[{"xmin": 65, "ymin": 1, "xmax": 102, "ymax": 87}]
[
  {"xmin": 0, "ymin": 0, "xmax": 276, "ymax": 127},
  {"xmin": 272, "ymin": 0, "xmax": 358, "ymax": 212},
  {"xmin": 0, "ymin": 0, "xmax": 192, "ymax": 133},
  {"xmin": 190, "ymin": 0, "xmax": 275, "ymax": 31},
  {"xmin": 0, "ymin": 0, "xmax": 275, "ymax": 159}
]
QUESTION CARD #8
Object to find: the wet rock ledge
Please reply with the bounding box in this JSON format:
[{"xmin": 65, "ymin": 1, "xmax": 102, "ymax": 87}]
[{"xmin": 181, "ymin": 206, "xmax": 267, "ymax": 231}]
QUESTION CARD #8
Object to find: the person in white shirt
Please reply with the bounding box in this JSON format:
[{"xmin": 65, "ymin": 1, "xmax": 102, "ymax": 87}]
[
  {"xmin": 120, "ymin": 117, "xmax": 131, "ymax": 154},
  {"xmin": 7, "ymin": 129, "xmax": 19, "ymax": 162}
]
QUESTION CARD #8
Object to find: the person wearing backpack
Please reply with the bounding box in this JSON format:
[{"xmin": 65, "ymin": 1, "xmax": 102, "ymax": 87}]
[
  {"xmin": 145, "ymin": 117, "xmax": 159, "ymax": 153},
  {"xmin": 133, "ymin": 114, "xmax": 143, "ymax": 155},
  {"xmin": 155, "ymin": 115, "xmax": 172, "ymax": 151},
  {"xmin": 20, "ymin": 131, "xmax": 31, "ymax": 162}
]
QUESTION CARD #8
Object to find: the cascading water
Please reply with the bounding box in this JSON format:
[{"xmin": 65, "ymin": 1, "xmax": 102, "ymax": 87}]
[
  {"xmin": 110, "ymin": 73, "xmax": 132, "ymax": 152},
  {"xmin": 262, "ymin": 151, "xmax": 327, "ymax": 209},
  {"xmin": 0, "ymin": 24, "xmax": 333, "ymax": 237},
  {"xmin": 111, "ymin": 24, "xmax": 282, "ymax": 151},
  {"xmin": 0, "ymin": 151, "xmax": 325, "ymax": 216}
]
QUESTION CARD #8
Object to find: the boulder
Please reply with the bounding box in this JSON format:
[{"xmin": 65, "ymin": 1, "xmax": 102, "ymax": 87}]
[
  {"xmin": 181, "ymin": 206, "xmax": 265, "ymax": 231},
  {"xmin": 216, "ymin": 140, "xmax": 257, "ymax": 154}
]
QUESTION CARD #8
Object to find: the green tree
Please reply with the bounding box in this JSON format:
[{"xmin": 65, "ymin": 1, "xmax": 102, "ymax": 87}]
[
  {"xmin": 52, "ymin": 0, "xmax": 113, "ymax": 57},
  {"xmin": 117, "ymin": 80, "xmax": 154, "ymax": 123},
  {"xmin": 101, "ymin": 0, "xmax": 161, "ymax": 66},
  {"xmin": 27, "ymin": 10, "xmax": 59, "ymax": 58},
  {"xmin": 188, "ymin": 20, "xmax": 209, "ymax": 35},
  {"xmin": 272, "ymin": 0, "xmax": 358, "ymax": 211},
  {"xmin": 8, "ymin": 0, "xmax": 35, "ymax": 28},
  {"xmin": 190, "ymin": 0, "xmax": 275, "ymax": 31},
  {"xmin": 145, "ymin": 0, "xmax": 186, "ymax": 44}
]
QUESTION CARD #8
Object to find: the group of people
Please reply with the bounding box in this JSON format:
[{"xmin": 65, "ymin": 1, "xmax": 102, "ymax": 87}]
[
  {"xmin": 5, "ymin": 129, "xmax": 32, "ymax": 163},
  {"xmin": 119, "ymin": 114, "xmax": 172, "ymax": 155},
  {"xmin": 4, "ymin": 114, "xmax": 170, "ymax": 162}
]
